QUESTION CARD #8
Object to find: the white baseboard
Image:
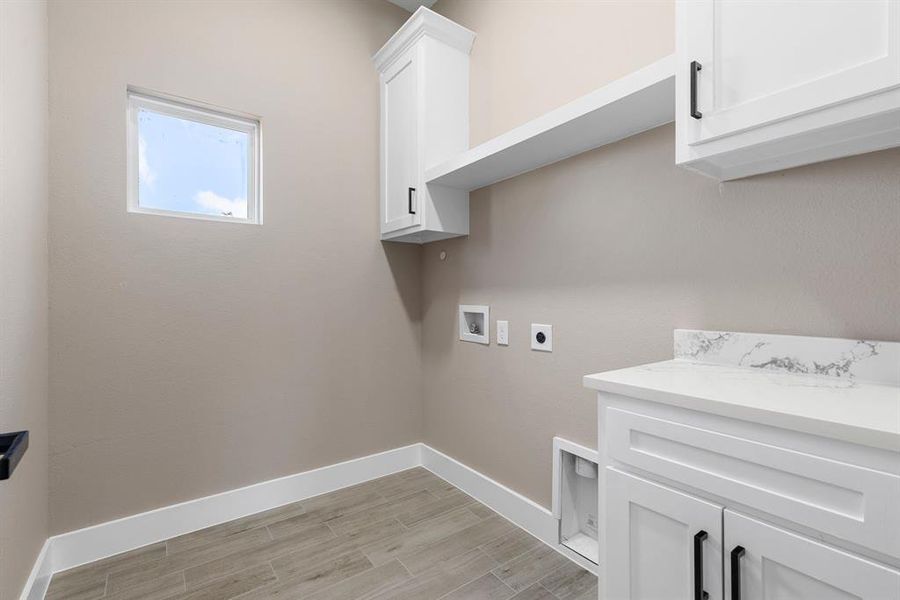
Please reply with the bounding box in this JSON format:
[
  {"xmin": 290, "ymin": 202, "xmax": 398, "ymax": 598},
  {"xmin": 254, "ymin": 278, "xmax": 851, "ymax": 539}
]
[
  {"xmin": 420, "ymin": 445, "xmax": 558, "ymax": 544},
  {"xmin": 19, "ymin": 441, "xmax": 596, "ymax": 599},
  {"xmin": 18, "ymin": 539, "xmax": 53, "ymax": 600},
  {"xmin": 49, "ymin": 444, "xmax": 421, "ymax": 574},
  {"xmin": 421, "ymin": 445, "xmax": 598, "ymax": 574}
]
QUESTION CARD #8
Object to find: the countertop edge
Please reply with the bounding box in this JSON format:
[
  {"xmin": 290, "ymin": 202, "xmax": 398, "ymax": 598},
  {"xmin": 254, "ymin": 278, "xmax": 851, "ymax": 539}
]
[{"xmin": 583, "ymin": 373, "xmax": 900, "ymax": 453}]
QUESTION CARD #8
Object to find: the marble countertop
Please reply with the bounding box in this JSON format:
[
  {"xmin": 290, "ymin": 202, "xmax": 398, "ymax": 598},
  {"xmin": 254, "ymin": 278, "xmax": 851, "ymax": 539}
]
[{"xmin": 584, "ymin": 359, "xmax": 900, "ymax": 452}]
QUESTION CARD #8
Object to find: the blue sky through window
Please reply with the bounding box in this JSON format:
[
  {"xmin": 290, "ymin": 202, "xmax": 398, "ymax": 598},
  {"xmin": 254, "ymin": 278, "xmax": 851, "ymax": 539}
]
[{"xmin": 138, "ymin": 109, "xmax": 249, "ymax": 218}]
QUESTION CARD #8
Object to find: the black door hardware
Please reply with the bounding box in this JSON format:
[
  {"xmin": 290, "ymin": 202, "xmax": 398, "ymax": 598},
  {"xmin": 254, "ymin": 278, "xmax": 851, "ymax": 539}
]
[
  {"xmin": 690, "ymin": 61, "xmax": 703, "ymax": 119},
  {"xmin": 408, "ymin": 187, "xmax": 416, "ymax": 215},
  {"xmin": 731, "ymin": 545, "xmax": 746, "ymax": 600},
  {"xmin": 694, "ymin": 530, "xmax": 709, "ymax": 600},
  {"xmin": 0, "ymin": 431, "xmax": 29, "ymax": 481}
]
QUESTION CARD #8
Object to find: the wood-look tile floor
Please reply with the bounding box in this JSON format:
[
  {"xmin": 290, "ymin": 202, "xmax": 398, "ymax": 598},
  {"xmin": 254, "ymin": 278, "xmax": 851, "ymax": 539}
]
[{"xmin": 46, "ymin": 468, "xmax": 597, "ymax": 600}]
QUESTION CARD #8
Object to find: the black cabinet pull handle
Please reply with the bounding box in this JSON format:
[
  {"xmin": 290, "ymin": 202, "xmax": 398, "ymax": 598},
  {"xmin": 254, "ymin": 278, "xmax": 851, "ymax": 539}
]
[
  {"xmin": 731, "ymin": 546, "xmax": 746, "ymax": 600},
  {"xmin": 408, "ymin": 187, "xmax": 416, "ymax": 215},
  {"xmin": 690, "ymin": 61, "xmax": 703, "ymax": 119},
  {"xmin": 694, "ymin": 530, "xmax": 709, "ymax": 600},
  {"xmin": 0, "ymin": 431, "xmax": 29, "ymax": 481}
]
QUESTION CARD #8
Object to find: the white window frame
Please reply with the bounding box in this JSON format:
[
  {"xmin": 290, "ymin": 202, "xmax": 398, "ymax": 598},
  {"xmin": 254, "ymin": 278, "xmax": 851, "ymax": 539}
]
[{"xmin": 126, "ymin": 87, "xmax": 262, "ymax": 224}]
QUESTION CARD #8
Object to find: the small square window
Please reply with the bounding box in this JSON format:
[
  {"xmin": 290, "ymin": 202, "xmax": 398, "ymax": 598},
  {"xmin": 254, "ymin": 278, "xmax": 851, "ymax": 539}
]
[{"xmin": 126, "ymin": 89, "xmax": 261, "ymax": 224}]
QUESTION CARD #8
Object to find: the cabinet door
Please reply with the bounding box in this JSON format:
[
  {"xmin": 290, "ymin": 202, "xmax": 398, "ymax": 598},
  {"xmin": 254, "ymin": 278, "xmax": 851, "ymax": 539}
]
[
  {"xmin": 380, "ymin": 47, "xmax": 420, "ymax": 234},
  {"xmin": 606, "ymin": 468, "xmax": 723, "ymax": 600},
  {"xmin": 724, "ymin": 510, "xmax": 900, "ymax": 600},
  {"xmin": 680, "ymin": 0, "xmax": 900, "ymax": 145}
]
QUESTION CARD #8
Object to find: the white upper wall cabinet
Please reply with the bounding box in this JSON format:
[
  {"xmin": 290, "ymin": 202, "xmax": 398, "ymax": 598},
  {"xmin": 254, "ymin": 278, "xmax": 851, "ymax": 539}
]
[
  {"xmin": 677, "ymin": 0, "xmax": 900, "ymax": 180},
  {"xmin": 374, "ymin": 8, "xmax": 475, "ymax": 244}
]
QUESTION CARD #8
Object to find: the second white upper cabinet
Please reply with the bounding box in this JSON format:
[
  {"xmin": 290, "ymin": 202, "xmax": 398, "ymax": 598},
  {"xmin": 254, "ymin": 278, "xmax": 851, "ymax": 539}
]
[
  {"xmin": 677, "ymin": 0, "xmax": 900, "ymax": 180},
  {"xmin": 374, "ymin": 8, "xmax": 475, "ymax": 244}
]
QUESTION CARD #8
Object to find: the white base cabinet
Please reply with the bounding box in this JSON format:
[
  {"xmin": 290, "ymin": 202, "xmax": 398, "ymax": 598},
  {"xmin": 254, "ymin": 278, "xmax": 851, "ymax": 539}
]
[
  {"xmin": 597, "ymin": 397, "xmax": 900, "ymax": 600},
  {"xmin": 724, "ymin": 511, "xmax": 900, "ymax": 600},
  {"xmin": 606, "ymin": 469, "xmax": 900, "ymax": 600},
  {"xmin": 676, "ymin": 0, "xmax": 900, "ymax": 180}
]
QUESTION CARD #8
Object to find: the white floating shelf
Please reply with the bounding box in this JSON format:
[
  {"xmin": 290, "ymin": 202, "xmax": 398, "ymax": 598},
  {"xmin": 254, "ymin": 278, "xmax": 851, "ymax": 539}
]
[{"xmin": 425, "ymin": 55, "xmax": 675, "ymax": 192}]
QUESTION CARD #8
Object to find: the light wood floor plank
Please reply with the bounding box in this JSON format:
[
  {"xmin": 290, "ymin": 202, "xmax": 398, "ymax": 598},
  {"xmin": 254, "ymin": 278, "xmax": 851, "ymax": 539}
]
[
  {"xmin": 438, "ymin": 572, "xmax": 516, "ymax": 600},
  {"xmin": 45, "ymin": 472, "xmax": 596, "ymax": 600},
  {"xmin": 173, "ymin": 564, "xmax": 275, "ymax": 600},
  {"xmin": 326, "ymin": 489, "xmax": 437, "ymax": 535},
  {"xmin": 182, "ymin": 523, "xmax": 334, "ymax": 591},
  {"xmin": 539, "ymin": 561, "xmax": 598, "ymax": 600},
  {"xmin": 267, "ymin": 517, "xmax": 404, "ymax": 583},
  {"xmin": 481, "ymin": 528, "xmax": 543, "ymax": 565},
  {"xmin": 467, "ymin": 503, "xmax": 497, "ymax": 519},
  {"xmin": 267, "ymin": 488, "xmax": 384, "ymax": 539},
  {"xmin": 46, "ymin": 542, "xmax": 168, "ymax": 600},
  {"xmin": 367, "ymin": 548, "xmax": 497, "ymax": 600},
  {"xmin": 107, "ymin": 528, "xmax": 272, "ymax": 594},
  {"xmin": 371, "ymin": 468, "xmax": 456, "ymax": 500},
  {"xmin": 303, "ymin": 559, "xmax": 411, "ymax": 600},
  {"xmin": 398, "ymin": 514, "xmax": 516, "ymax": 575},
  {"xmin": 510, "ymin": 583, "xmax": 558, "ymax": 600},
  {"xmin": 105, "ymin": 572, "xmax": 184, "ymax": 600},
  {"xmin": 395, "ymin": 489, "xmax": 475, "ymax": 528},
  {"xmin": 167, "ymin": 502, "xmax": 307, "ymax": 555},
  {"xmin": 491, "ymin": 545, "xmax": 570, "ymax": 593},
  {"xmin": 235, "ymin": 552, "xmax": 372, "ymax": 599},
  {"xmin": 360, "ymin": 507, "xmax": 482, "ymax": 566}
]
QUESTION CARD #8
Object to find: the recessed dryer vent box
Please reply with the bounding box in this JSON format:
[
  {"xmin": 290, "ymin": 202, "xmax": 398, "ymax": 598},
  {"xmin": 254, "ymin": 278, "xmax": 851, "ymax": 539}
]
[
  {"xmin": 552, "ymin": 436, "xmax": 599, "ymax": 566},
  {"xmin": 459, "ymin": 305, "xmax": 489, "ymax": 344}
]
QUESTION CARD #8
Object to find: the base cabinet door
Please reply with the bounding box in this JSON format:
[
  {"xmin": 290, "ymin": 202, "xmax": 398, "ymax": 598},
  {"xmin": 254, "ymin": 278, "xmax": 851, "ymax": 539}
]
[
  {"xmin": 724, "ymin": 510, "xmax": 900, "ymax": 600},
  {"xmin": 606, "ymin": 468, "xmax": 723, "ymax": 600}
]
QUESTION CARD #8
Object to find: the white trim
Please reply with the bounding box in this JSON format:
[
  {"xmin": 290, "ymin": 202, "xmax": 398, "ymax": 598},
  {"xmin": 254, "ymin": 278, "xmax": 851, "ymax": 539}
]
[
  {"xmin": 373, "ymin": 6, "xmax": 475, "ymax": 71},
  {"xmin": 551, "ymin": 437, "xmax": 599, "ymax": 520},
  {"xmin": 551, "ymin": 437, "xmax": 600, "ymax": 567},
  {"xmin": 420, "ymin": 444, "xmax": 556, "ymax": 542},
  {"xmin": 125, "ymin": 87, "xmax": 262, "ymax": 225},
  {"xmin": 50, "ymin": 444, "xmax": 420, "ymax": 574},
  {"xmin": 18, "ymin": 540, "xmax": 53, "ymax": 600},
  {"xmin": 420, "ymin": 445, "xmax": 598, "ymax": 574},
  {"xmin": 19, "ymin": 442, "xmax": 598, "ymax": 598}
]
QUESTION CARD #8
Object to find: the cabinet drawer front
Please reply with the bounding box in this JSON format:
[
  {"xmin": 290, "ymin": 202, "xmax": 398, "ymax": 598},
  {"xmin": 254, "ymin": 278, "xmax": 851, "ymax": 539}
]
[
  {"xmin": 607, "ymin": 407, "xmax": 900, "ymax": 558},
  {"xmin": 724, "ymin": 510, "xmax": 900, "ymax": 600}
]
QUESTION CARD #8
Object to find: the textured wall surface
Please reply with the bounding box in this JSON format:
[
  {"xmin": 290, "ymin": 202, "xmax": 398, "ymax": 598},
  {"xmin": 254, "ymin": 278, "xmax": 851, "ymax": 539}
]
[
  {"xmin": 435, "ymin": 0, "xmax": 675, "ymax": 145},
  {"xmin": 42, "ymin": 0, "xmax": 900, "ymax": 542},
  {"xmin": 423, "ymin": 0, "xmax": 900, "ymax": 510},
  {"xmin": 0, "ymin": 1, "xmax": 50, "ymax": 597},
  {"xmin": 48, "ymin": 0, "xmax": 420, "ymax": 534}
]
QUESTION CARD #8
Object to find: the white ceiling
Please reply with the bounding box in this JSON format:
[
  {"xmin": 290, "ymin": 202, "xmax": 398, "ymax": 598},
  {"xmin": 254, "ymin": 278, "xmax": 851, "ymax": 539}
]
[{"xmin": 387, "ymin": 0, "xmax": 437, "ymax": 12}]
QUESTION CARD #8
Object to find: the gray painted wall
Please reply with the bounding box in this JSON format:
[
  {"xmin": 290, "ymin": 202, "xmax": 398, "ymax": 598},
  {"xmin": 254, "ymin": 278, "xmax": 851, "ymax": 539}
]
[
  {"xmin": 40, "ymin": 0, "xmax": 900, "ymax": 547},
  {"xmin": 423, "ymin": 0, "xmax": 900, "ymax": 510},
  {"xmin": 48, "ymin": 0, "xmax": 420, "ymax": 535},
  {"xmin": 0, "ymin": 1, "xmax": 50, "ymax": 597}
]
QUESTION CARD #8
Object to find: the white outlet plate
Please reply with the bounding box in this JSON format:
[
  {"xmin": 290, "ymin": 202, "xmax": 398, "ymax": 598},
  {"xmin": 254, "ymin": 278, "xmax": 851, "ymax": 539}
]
[
  {"xmin": 497, "ymin": 320, "xmax": 509, "ymax": 346},
  {"xmin": 531, "ymin": 323, "xmax": 552, "ymax": 352}
]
